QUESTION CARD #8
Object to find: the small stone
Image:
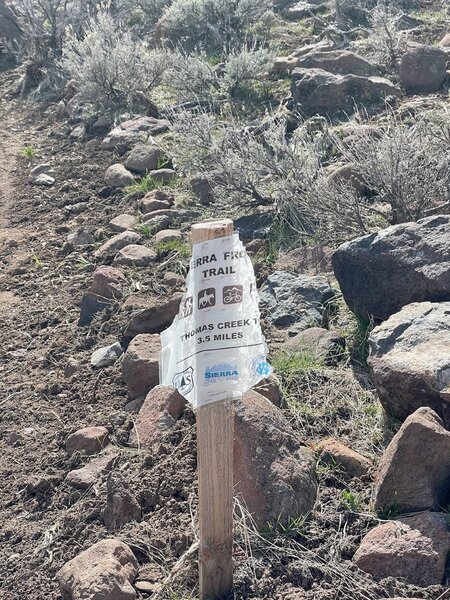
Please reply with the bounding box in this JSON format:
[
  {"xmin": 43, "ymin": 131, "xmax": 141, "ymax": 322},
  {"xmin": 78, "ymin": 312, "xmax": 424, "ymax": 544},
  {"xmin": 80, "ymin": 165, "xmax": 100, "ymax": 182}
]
[
  {"xmin": 29, "ymin": 163, "xmax": 54, "ymax": 179},
  {"xmin": 109, "ymin": 214, "xmax": 137, "ymax": 233},
  {"xmin": 135, "ymin": 581, "xmax": 160, "ymax": 593},
  {"xmin": 140, "ymin": 190, "xmax": 174, "ymax": 214},
  {"xmin": 128, "ymin": 386, "xmax": 187, "ymax": 448},
  {"xmin": 90, "ymin": 342, "xmax": 123, "ymax": 368},
  {"xmin": 66, "ymin": 426, "xmax": 110, "ymax": 456},
  {"xmin": 104, "ymin": 164, "xmax": 135, "ymax": 188},
  {"xmin": 123, "ymin": 144, "xmax": 164, "ymax": 174},
  {"xmin": 91, "ymin": 265, "xmax": 127, "ymax": 300},
  {"xmin": 66, "ymin": 450, "xmax": 117, "ymax": 489},
  {"xmin": 56, "ymin": 538, "xmax": 138, "ymax": 600},
  {"xmin": 317, "ymin": 438, "xmax": 372, "ymax": 477},
  {"xmin": 33, "ymin": 173, "xmax": 55, "ymax": 186},
  {"xmin": 94, "ymin": 231, "xmax": 142, "ymax": 259},
  {"xmin": 252, "ymin": 376, "xmax": 284, "ymax": 408},
  {"xmin": 121, "ymin": 334, "xmax": 161, "ymax": 399},
  {"xmin": 154, "ymin": 229, "xmax": 182, "ymax": 244},
  {"xmin": 124, "ymin": 397, "xmax": 145, "ymax": 413},
  {"xmin": 147, "ymin": 168, "xmax": 176, "ymax": 184},
  {"xmin": 67, "ymin": 231, "xmax": 95, "ymax": 247},
  {"xmin": 140, "ymin": 214, "xmax": 171, "ymax": 234},
  {"xmin": 113, "ymin": 245, "xmax": 157, "ymax": 267},
  {"xmin": 92, "ymin": 115, "xmax": 113, "ymax": 130},
  {"xmin": 103, "ymin": 471, "xmax": 142, "ymax": 530}
]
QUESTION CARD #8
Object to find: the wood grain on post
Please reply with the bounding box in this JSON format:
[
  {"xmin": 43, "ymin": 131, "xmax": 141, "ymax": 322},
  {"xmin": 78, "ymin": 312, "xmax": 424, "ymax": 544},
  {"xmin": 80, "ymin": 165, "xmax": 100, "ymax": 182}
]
[{"xmin": 192, "ymin": 219, "xmax": 234, "ymax": 600}]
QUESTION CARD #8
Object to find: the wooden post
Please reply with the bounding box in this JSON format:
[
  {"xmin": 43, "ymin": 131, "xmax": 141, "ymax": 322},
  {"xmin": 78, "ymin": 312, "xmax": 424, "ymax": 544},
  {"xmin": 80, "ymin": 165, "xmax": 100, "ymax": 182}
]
[{"xmin": 192, "ymin": 219, "xmax": 234, "ymax": 600}]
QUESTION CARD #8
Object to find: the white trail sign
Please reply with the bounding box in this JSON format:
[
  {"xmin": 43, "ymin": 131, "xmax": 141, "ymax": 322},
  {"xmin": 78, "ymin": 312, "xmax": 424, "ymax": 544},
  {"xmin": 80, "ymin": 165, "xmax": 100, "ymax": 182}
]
[{"xmin": 160, "ymin": 232, "xmax": 271, "ymax": 408}]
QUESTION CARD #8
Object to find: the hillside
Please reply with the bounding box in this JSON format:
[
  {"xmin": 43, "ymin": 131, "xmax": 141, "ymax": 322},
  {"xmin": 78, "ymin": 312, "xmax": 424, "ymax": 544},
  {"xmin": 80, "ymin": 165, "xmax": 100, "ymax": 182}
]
[{"xmin": 0, "ymin": 1, "xmax": 449, "ymax": 599}]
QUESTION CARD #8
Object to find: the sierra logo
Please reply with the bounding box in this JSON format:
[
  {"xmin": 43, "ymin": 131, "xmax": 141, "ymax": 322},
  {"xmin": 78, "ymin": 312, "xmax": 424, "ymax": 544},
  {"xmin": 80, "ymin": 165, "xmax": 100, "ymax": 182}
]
[{"xmin": 204, "ymin": 363, "xmax": 239, "ymax": 384}]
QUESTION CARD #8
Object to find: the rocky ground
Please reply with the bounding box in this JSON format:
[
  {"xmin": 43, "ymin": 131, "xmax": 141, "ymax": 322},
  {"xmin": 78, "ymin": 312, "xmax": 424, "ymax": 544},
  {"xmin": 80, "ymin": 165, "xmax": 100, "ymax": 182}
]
[{"xmin": 0, "ymin": 2, "xmax": 450, "ymax": 599}]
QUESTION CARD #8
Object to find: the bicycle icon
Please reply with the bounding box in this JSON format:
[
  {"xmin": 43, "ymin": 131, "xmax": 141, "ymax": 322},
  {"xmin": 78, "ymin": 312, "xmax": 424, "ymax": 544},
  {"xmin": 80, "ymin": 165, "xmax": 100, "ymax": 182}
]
[{"xmin": 223, "ymin": 285, "xmax": 243, "ymax": 305}]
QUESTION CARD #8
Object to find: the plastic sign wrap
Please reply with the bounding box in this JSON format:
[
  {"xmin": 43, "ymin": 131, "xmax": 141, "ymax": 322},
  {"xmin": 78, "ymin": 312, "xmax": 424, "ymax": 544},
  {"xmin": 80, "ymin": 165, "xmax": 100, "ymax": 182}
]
[{"xmin": 160, "ymin": 233, "xmax": 271, "ymax": 409}]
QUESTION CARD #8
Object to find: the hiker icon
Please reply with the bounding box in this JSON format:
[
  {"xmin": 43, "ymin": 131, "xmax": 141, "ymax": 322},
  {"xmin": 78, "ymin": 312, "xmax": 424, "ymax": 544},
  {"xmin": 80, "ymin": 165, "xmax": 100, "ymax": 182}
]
[
  {"xmin": 180, "ymin": 296, "xmax": 193, "ymax": 318},
  {"xmin": 223, "ymin": 285, "xmax": 243, "ymax": 304},
  {"xmin": 198, "ymin": 288, "xmax": 216, "ymax": 309}
]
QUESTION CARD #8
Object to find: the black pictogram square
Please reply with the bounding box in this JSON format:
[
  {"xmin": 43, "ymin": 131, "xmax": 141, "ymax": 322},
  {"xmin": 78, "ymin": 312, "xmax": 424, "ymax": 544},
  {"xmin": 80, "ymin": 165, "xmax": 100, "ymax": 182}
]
[
  {"xmin": 198, "ymin": 288, "xmax": 216, "ymax": 309},
  {"xmin": 180, "ymin": 296, "xmax": 193, "ymax": 318},
  {"xmin": 223, "ymin": 285, "xmax": 243, "ymax": 304}
]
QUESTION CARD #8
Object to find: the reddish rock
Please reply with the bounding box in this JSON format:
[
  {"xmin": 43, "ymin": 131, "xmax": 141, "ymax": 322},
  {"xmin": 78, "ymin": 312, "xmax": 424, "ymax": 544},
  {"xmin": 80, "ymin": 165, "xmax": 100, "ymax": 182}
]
[
  {"xmin": 109, "ymin": 214, "xmax": 137, "ymax": 233},
  {"xmin": 104, "ymin": 164, "xmax": 135, "ymax": 188},
  {"xmin": 128, "ymin": 385, "xmax": 187, "ymax": 448},
  {"xmin": 103, "ymin": 471, "xmax": 142, "ymax": 530},
  {"xmin": 91, "ymin": 266, "xmax": 127, "ymax": 300},
  {"xmin": 400, "ymin": 44, "xmax": 447, "ymax": 93},
  {"xmin": 66, "ymin": 451, "xmax": 118, "ymax": 490},
  {"xmin": 139, "ymin": 190, "xmax": 174, "ymax": 214},
  {"xmin": 124, "ymin": 295, "xmax": 182, "ymax": 338},
  {"xmin": 234, "ymin": 390, "xmax": 317, "ymax": 526},
  {"xmin": 190, "ymin": 177, "xmax": 214, "ymax": 205},
  {"xmin": 113, "ymin": 245, "xmax": 157, "ymax": 267},
  {"xmin": 56, "ymin": 538, "xmax": 138, "ymax": 600},
  {"xmin": 66, "ymin": 426, "xmax": 110, "ymax": 456},
  {"xmin": 354, "ymin": 512, "xmax": 450, "ymax": 586},
  {"xmin": 374, "ymin": 407, "xmax": 450, "ymax": 514},
  {"xmin": 316, "ymin": 438, "xmax": 371, "ymax": 477},
  {"xmin": 252, "ymin": 376, "xmax": 284, "ymax": 408},
  {"xmin": 95, "ymin": 231, "xmax": 142, "ymax": 259},
  {"xmin": 121, "ymin": 334, "xmax": 160, "ymax": 399},
  {"xmin": 154, "ymin": 229, "xmax": 182, "ymax": 243}
]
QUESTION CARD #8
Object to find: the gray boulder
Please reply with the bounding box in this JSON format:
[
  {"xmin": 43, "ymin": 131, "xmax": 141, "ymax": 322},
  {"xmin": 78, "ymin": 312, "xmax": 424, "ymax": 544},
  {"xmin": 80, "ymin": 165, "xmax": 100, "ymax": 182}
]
[
  {"xmin": 368, "ymin": 301, "xmax": 450, "ymax": 426},
  {"xmin": 102, "ymin": 117, "xmax": 170, "ymax": 150},
  {"xmin": 400, "ymin": 44, "xmax": 447, "ymax": 94},
  {"xmin": 291, "ymin": 68, "xmax": 400, "ymax": 117},
  {"xmin": 123, "ymin": 144, "xmax": 164, "ymax": 174},
  {"xmin": 296, "ymin": 50, "xmax": 379, "ymax": 77},
  {"xmin": 332, "ymin": 215, "xmax": 450, "ymax": 320},
  {"xmin": 259, "ymin": 271, "xmax": 336, "ymax": 329}
]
